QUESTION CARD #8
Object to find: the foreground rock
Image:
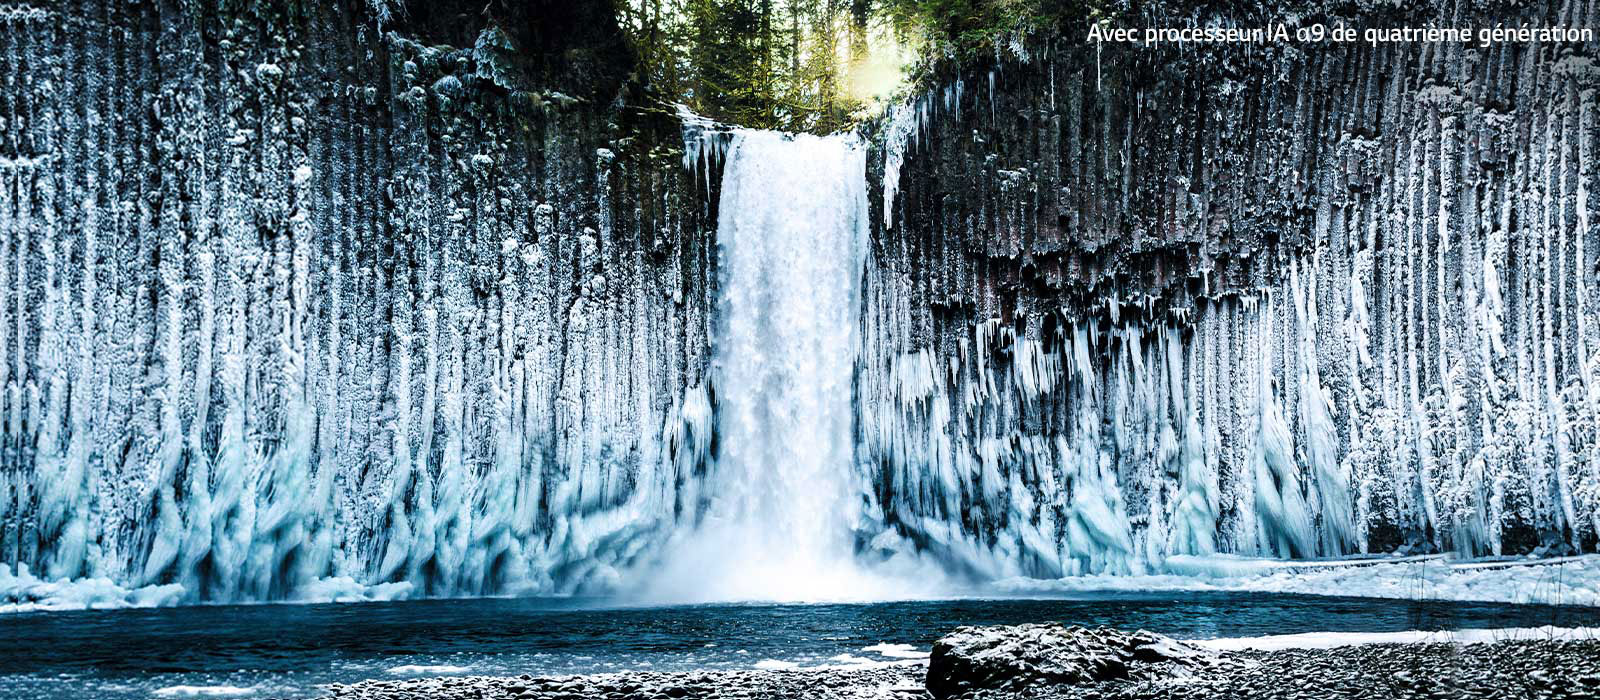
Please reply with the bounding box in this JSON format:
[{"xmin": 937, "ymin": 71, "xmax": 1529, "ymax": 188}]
[{"xmin": 925, "ymin": 625, "xmax": 1232, "ymax": 699}]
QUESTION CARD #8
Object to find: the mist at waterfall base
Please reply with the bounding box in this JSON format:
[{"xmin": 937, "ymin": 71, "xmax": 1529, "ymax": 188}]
[{"xmin": 643, "ymin": 128, "xmax": 942, "ymax": 604}]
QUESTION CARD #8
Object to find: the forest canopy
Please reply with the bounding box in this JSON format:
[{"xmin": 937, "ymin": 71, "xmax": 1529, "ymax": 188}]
[{"xmin": 615, "ymin": 0, "xmax": 1072, "ymax": 133}]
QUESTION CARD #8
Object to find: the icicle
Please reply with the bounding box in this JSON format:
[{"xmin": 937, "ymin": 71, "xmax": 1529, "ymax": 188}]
[{"xmin": 1293, "ymin": 263, "xmax": 1354, "ymax": 554}]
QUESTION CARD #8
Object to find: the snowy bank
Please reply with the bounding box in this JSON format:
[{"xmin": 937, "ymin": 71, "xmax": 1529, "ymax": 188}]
[
  {"xmin": 1196, "ymin": 626, "xmax": 1600, "ymax": 651},
  {"xmin": 0, "ymin": 564, "xmax": 184, "ymax": 613},
  {"xmin": 0, "ymin": 564, "xmax": 413, "ymax": 614},
  {"xmin": 996, "ymin": 554, "xmax": 1600, "ymax": 607}
]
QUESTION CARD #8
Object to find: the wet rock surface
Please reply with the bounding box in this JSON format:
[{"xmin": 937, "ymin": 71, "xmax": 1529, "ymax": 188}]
[
  {"xmin": 315, "ymin": 635, "xmax": 1600, "ymax": 699},
  {"xmin": 925, "ymin": 625, "xmax": 1232, "ymax": 699}
]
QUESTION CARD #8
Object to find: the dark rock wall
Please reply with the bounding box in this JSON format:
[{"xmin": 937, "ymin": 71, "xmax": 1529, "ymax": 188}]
[{"xmin": 859, "ymin": 0, "xmax": 1600, "ymax": 574}]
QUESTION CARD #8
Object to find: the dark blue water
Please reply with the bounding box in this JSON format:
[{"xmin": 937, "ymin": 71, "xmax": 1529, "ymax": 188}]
[{"xmin": 3, "ymin": 592, "xmax": 1597, "ymax": 699}]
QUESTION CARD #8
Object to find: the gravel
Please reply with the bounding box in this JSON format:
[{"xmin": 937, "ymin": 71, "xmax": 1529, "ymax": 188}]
[
  {"xmin": 971, "ymin": 639, "xmax": 1600, "ymax": 700},
  {"xmin": 316, "ymin": 637, "xmax": 1600, "ymax": 699},
  {"xmin": 320, "ymin": 664, "xmax": 928, "ymax": 700}
]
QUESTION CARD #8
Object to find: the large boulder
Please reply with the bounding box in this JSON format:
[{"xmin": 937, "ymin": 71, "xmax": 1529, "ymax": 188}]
[{"xmin": 925, "ymin": 624, "xmax": 1227, "ymax": 699}]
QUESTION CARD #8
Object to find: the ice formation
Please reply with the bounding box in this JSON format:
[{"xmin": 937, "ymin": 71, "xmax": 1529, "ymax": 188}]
[
  {"xmin": 0, "ymin": 7, "xmax": 717, "ymax": 604},
  {"xmin": 857, "ymin": 31, "xmax": 1600, "ymax": 581},
  {"xmin": 857, "ymin": 267, "xmax": 1600, "ymax": 578}
]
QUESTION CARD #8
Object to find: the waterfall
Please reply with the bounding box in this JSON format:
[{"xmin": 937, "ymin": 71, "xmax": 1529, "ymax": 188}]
[
  {"xmin": 712, "ymin": 130, "xmax": 867, "ymax": 572},
  {"xmin": 650, "ymin": 129, "xmax": 894, "ymax": 602}
]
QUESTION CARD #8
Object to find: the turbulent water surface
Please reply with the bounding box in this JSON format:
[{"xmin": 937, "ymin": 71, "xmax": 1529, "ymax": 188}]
[{"xmin": 4, "ymin": 592, "xmax": 1597, "ymax": 700}]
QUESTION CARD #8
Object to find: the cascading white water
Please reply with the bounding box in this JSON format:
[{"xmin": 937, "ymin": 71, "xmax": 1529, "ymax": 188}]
[
  {"xmin": 715, "ymin": 129, "xmax": 866, "ymax": 555},
  {"xmin": 651, "ymin": 128, "xmax": 890, "ymax": 602}
]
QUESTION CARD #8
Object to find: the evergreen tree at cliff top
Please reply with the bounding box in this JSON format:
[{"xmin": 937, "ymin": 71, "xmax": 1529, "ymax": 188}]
[{"xmin": 615, "ymin": 0, "xmax": 1118, "ymax": 133}]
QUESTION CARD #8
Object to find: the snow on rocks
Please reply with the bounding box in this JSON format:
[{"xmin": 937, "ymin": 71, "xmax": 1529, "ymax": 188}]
[{"xmin": 924, "ymin": 624, "xmax": 1233, "ymax": 700}]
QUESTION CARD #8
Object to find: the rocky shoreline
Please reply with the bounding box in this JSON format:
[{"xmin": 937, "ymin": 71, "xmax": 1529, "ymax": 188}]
[
  {"xmin": 322, "ymin": 665, "xmax": 928, "ymax": 700},
  {"xmin": 316, "ymin": 625, "xmax": 1599, "ymax": 700}
]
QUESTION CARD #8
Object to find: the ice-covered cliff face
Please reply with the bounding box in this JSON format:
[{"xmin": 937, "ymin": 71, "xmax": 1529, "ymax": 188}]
[
  {"xmin": 859, "ymin": 3, "xmax": 1600, "ymax": 576},
  {"xmin": 0, "ymin": 2, "xmax": 718, "ymax": 602}
]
